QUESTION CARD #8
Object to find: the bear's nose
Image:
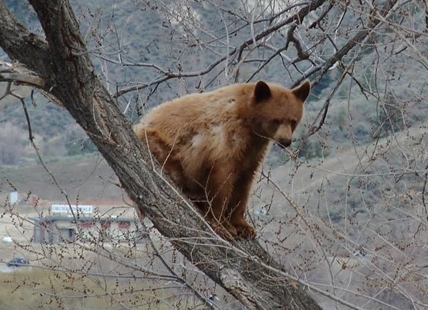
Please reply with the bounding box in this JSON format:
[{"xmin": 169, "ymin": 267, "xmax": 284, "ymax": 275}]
[{"xmin": 278, "ymin": 138, "xmax": 292, "ymax": 148}]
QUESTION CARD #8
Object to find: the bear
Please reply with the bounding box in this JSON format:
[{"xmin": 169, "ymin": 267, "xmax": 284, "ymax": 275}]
[{"xmin": 134, "ymin": 80, "xmax": 310, "ymax": 239}]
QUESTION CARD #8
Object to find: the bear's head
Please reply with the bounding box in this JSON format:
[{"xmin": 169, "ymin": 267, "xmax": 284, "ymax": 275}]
[{"xmin": 251, "ymin": 80, "xmax": 310, "ymax": 148}]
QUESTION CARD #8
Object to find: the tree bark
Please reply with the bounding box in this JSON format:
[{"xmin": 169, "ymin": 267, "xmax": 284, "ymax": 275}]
[{"xmin": 0, "ymin": 1, "xmax": 323, "ymax": 309}]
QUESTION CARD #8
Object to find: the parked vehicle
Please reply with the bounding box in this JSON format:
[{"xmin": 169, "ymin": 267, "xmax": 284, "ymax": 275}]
[{"xmin": 7, "ymin": 257, "xmax": 29, "ymax": 268}]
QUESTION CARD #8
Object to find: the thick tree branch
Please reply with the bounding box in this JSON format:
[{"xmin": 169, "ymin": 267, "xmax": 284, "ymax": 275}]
[
  {"xmin": 0, "ymin": 2, "xmax": 48, "ymax": 76},
  {"xmin": 0, "ymin": 1, "xmax": 322, "ymax": 309}
]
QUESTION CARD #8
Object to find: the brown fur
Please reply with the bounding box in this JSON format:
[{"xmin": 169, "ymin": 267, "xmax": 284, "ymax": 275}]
[{"xmin": 134, "ymin": 80, "xmax": 310, "ymax": 239}]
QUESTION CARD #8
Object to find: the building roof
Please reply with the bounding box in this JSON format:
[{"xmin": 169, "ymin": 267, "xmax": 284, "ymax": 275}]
[
  {"xmin": 29, "ymin": 215, "xmax": 137, "ymax": 223},
  {"xmin": 29, "ymin": 206, "xmax": 139, "ymax": 223}
]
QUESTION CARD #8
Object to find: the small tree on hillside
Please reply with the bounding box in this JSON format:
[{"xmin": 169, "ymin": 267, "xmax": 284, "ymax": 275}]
[{"xmin": 0, "ymin": 123, "xmax": 26, "ymax": 165}]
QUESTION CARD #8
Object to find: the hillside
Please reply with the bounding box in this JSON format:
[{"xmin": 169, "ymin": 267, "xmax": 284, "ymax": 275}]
[
  {"xmin": 3, "ymin": 119, "xmax": 426, "ymax": 227},
  {"xmin": 1, "ymin": 154, "xmax": 123, "ymax": 203}
]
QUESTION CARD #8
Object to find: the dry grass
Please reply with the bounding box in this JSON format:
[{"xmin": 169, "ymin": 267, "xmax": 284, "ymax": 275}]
[{"xmin": 0, "ymin": 255, "xmax": 205, "ymax": 310}]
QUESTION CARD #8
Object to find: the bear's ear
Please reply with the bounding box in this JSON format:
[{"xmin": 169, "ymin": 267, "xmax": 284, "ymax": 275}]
[
  {"xmin": 254, "ymin": 81, "xmax": 271, "ymax": 103},
  {"xmin": 292, "ymin": 80, "xmax": 311, "ymax": 102}
]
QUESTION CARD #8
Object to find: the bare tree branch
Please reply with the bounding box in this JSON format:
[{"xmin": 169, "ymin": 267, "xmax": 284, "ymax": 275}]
[
  {"xmin": 295, "ymin": 0, "xmax": 399, "ymax": 87},
  {"xmin": 0, "ymin": 63, "xmax": 45, "ymax": 87}
]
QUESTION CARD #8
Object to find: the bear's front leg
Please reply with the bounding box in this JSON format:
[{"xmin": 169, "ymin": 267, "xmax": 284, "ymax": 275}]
[
  {"xmin": 230, "ymin": 217, "xmax": 256, "ymax": 239},
  {"xmin": 203, "ymin": 165, "xmax": 239, "ymax": 239},
  {"xmin": 228, "ymin": 171, "xmax": 257, "ymax": 239}
]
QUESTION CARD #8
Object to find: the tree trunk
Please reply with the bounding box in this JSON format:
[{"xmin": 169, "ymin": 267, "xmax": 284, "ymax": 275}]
[{"xmin": 0, "ymin": 1, "xmax": 323, "ymax": 309}]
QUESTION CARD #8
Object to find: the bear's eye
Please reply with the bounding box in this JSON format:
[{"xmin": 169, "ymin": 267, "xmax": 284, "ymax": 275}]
[
  {"xmin": 272, "ymin": 119, "xmax": 282, "ymax": 126},
  {"xmin": 290, "ymin": 120, "xmax": 298, "ymax": 131}
]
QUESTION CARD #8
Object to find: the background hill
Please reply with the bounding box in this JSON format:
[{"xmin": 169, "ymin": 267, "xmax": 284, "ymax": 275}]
[{"xmin": 1, "ymin": 154, "xmax": 122, "ymax": 202}]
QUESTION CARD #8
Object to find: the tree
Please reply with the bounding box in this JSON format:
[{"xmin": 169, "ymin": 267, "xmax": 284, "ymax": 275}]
[{"xmin": 1, "ymin": 0, "xmax": 428, "ymax": 309}]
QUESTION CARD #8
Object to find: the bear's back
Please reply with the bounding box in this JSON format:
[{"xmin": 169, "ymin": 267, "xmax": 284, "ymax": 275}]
[{"xmin": 139, "ymin": 84, "xmax": 254, "ymax": 180}]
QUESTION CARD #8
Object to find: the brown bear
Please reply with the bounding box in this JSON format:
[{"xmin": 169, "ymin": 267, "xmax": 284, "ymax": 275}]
[{"xmin": 134, "ymin": 80, "xmax": 310, "ymax": 239}]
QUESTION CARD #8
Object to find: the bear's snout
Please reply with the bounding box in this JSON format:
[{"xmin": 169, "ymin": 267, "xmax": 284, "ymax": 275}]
[{"xmin": 277, "ymin": 138, "xmax": 292, "ymax": 148}]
